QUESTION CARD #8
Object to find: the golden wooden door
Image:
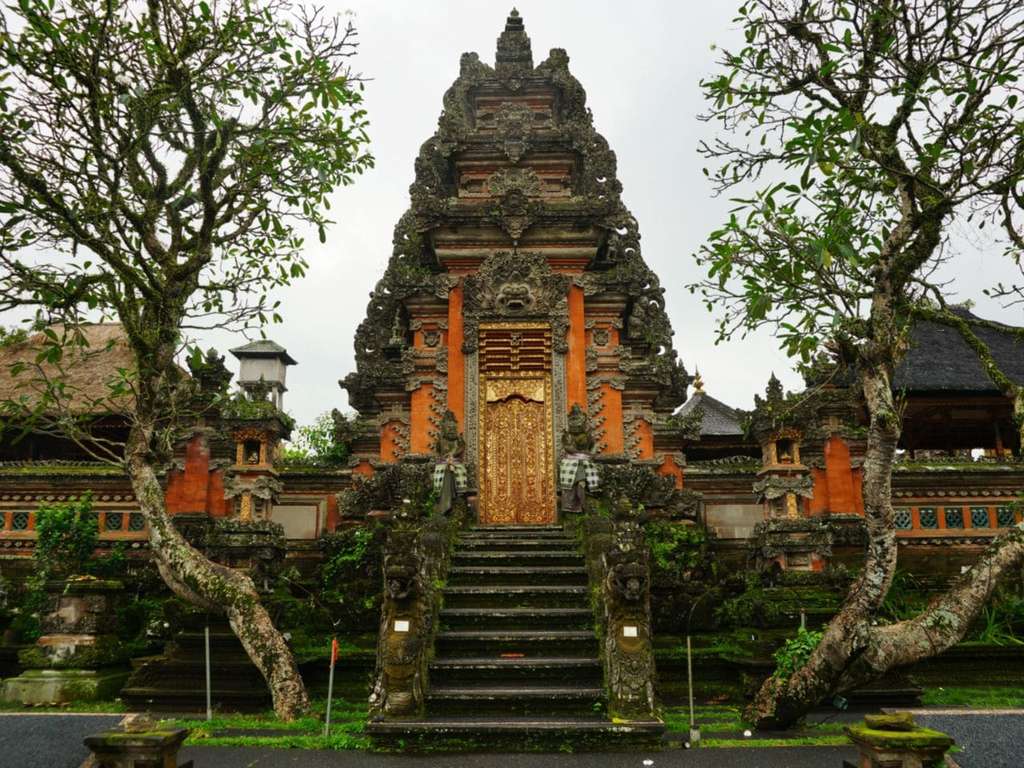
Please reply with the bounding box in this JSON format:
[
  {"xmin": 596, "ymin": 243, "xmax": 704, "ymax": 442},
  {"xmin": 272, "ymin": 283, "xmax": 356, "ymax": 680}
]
[{"xmin": 478, "ymin": 326, "xmax": 555, "ymax": 525}]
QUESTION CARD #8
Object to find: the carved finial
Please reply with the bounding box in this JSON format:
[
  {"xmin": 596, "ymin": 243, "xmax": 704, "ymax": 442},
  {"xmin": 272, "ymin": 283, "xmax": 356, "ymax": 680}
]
[
  {"xmin": 766, "ymin": 372, "xmax": 784, "ymax": 405},
  {"xmin": 496, "ymin": 7, "xmax": 532, "ymax": 76},
  {"xmin": 693, "ymin": 368, "xmax": 705, "ymax": 393}
]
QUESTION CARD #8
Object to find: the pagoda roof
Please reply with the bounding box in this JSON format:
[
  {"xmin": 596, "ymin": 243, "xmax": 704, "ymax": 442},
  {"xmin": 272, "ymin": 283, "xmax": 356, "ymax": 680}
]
[
  {"xmin": 229, "ymin": 339, "xmax": 296, "ymax": 365},
  {"xmin": 678, "ymin": 389, "xmax": 746, "ymax": 437},
  {"xmin": 894, "ymin": 307, "xmax": 1024, "ymax": 394}
]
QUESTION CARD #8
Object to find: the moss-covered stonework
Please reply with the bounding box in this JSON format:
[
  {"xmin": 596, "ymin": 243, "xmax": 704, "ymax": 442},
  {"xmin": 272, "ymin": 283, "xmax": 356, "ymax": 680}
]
[
  {"xmin": 846, "ymin": 713, "xmax": 953, "ymax": 768},
  {"xmin": 84, "ymin": 726, "xmax": 189, "ymax": 767},
  {"xmin": 1, "ymin": 668, "xmax": 130, "ymax": 705}
]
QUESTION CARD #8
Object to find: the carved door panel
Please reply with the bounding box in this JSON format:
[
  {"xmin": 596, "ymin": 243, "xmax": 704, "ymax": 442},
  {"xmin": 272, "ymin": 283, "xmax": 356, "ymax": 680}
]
[{"xmin": 478, "ymin": 326, "xmax": 555, "ymax": 525}]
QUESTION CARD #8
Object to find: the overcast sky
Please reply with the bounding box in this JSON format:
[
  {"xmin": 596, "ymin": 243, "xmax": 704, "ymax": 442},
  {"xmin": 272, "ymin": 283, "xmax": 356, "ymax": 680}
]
[{"xmin": 193, "ymin": 1, "xmax": 1021, "ymax": 427}]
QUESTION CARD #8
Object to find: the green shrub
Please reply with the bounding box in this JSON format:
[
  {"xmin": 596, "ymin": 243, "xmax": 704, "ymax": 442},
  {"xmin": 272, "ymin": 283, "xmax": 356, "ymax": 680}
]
[
  {"xmin": 85, "ymin": 542, "xmax": 129, "ymax": 578},
  {"xmin": 772, "ymin": 626, "xmax": 823, "ymax": 679},
  {"xmin": 318, "ymin": 523, "xmax": 385, "ymax": 631},
  {"xmin": 878, "ymin": 570, "xmax": 929, "ymax": 623},
  {"xmin": 9, "ymin": 574, "xmax": 47, "ymax": 642},
  {"xmin": 281, "ymin": 411, "xmax": 352, "ymax": 465},
  {"xmin": 646, "ymin": 521, "xmax": 709, "ymax": 580},
  {"xmin": 35, "ymin": 494, "xmax": 98, "ymax": 577}
]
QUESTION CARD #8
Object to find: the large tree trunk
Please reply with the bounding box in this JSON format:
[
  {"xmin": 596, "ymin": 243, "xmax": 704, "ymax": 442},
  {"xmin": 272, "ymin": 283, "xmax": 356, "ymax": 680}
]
[
  {"xmin": 748, "ymin": 363, "xmax": 1024, "ymax": 729},
  {"xmin": 126, "ymin": 425, "xmax": 310, "ymax": 721},
  {"xmin": 747, "ymin": 364, "xmax": 902, "ymax": 728}
]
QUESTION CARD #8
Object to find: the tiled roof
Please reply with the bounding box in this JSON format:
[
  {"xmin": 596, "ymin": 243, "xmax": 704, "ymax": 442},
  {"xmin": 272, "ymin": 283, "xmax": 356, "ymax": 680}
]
[
  {"xmin": 893, "ymin": 308, "xmax": 1024, "ymax": 393},
  {"xmin": 677, "ymin": 390, "xmax": 746, "ymax": 436}
]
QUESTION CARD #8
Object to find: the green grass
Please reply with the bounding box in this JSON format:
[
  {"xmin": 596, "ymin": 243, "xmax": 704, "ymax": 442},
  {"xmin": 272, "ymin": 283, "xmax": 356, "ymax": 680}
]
[
  {"xmin": 163, "ymin": 697, "xmax": 369, "ymax": 751},
  {"xmin": 922, "ymin": 686, "xmax": 1024, "ymax": 708},
  {"xmin": 663, "ymin": 704, "xmax": 749, "ymax": 732},
  {"xmin": 702, "ymin": 735, "xmax": 850, "ymax": 748},
  {"xmin": 189, "ymin": 732, "xmax": 370, "ymax": 750}
]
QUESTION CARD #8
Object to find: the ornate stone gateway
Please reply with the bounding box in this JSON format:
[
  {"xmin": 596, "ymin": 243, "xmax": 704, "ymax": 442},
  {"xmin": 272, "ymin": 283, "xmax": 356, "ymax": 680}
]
[
  {"xmin": 340, "ymin": 7, "xmax": 690, "ymax": 518},
  {"xmin": 479, "ymin": 325, "xmax": 555, "ymax": 524}
]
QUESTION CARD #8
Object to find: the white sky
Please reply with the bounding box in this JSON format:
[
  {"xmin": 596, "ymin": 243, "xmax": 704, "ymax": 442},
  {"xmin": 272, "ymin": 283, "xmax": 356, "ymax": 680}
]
[{"xmin": 17, "ymin": 1, "xmax": 1021, "ymax": 427}]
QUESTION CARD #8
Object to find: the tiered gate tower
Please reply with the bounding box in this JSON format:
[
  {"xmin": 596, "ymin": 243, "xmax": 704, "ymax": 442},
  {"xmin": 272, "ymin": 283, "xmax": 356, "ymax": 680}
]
[{"xmin": 342, "ymin": 10, "xmax": 689, "ymax": 521}]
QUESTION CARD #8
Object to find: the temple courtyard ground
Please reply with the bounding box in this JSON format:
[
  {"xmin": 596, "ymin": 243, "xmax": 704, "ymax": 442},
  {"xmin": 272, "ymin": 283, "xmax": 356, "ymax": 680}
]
[{"xmin": 1, "ymin": 708, "xmax": 1022, "ymax": 768}]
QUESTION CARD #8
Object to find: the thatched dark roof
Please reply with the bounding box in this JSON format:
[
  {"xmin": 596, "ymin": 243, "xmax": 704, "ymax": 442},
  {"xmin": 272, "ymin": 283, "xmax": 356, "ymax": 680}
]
[
  {"xmin": 678, "ymin": 390, "xmax": 745, "ymax": 436},
  {"xmin": 894, "ymin": 308, "xmax": 1024, "ymax": 394},
  {"xmin": 0, "ymin": 323, "xmax": 135, "ymax": 414}
]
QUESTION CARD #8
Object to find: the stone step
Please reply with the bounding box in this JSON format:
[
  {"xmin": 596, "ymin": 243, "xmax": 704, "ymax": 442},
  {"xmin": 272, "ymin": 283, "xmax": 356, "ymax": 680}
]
[
  {"xmin": 460, "ymin": 529, "xmax": 569, "ymax": 541},
  {"xmin": 435, "ymin": 629, "xmax": 597, "ymax": 656},
  {"xmin": 120, "ymin": 685, "xmax": 271, "ymax": 713},
  {"xmin": 456, "ymin": 538, "xmax": 579, "ymax": 551},
  {"xmin": 426, "ymin": 685, "xmax": 604, "ymax": 716},
  {"xmin": 365, "ymin": 716, "xmax": 665, "ymax": 748},
  {"xmin": 428, "ymin": 656, "xmax": 602, "ymax": 684},
  {"xmin": 447, "ymin": 565, "xmax": 588, "ymax": 586},
  {"xmin": 470, "ymin": 525, "xmax": 566, "ymax": 532},
  {"xmin": 172, "ymin": 630, "xmax": 247, "ymax": 652},
  {"xmin": 442, "ymin": 584, "xmax": 589, "ymax": 608},
  {"xmin": 440, "ymin": 606, "xmax": 593, "ymax": 630},
  {"xmin": 126, "ymin": 658, "xmax": 265, "ymax": 686},
  {"xmin": 452, "ymin": 550, "xmax": 583, "ymax": 567}
]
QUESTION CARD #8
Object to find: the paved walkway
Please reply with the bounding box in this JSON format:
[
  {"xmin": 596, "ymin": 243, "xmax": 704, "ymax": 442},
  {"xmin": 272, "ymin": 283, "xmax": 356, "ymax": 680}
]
[
  {"xmin": 0, "ymin": 713, "xmax": 122, "ymax": 768},
  {"xmin": 5, "ymin": 709, "xmax": 1023, "ymax": 768},
  {"xmin": 907, "ymin": 710, "xmax": 1024, "ymax": 768},
  {"xmin": 181, "ymin": 746, "xmax": 856, "ymax": 767}
]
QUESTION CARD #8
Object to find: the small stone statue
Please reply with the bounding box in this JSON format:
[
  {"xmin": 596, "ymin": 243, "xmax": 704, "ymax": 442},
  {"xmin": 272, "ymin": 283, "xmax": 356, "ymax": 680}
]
[
  {"xmin": 431, "ymin": 410, "xmax": 467, "ymax": 515},
  {"xmin": 559, "ymin": 404, "xmax": 599, "ymax": 514}
]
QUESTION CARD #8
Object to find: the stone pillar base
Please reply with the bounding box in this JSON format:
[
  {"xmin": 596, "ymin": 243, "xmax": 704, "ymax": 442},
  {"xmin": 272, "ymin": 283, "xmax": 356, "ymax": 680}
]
[
  {"xmin": 1, "ymin": 668, "xmax": 129, "ymax": 705},
  {"xmin": 84, "ymin": 727, "xmax": 189, "ymax": 768},
  {"xmin": 845, "ymin": 712, "xmax": 954, "ymax": 768}
]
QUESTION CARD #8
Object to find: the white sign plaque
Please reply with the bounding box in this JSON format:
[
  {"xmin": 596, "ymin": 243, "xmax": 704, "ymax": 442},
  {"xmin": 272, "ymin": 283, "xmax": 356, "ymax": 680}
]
[
  {"xmin": 623, "ymin": 625, "xmax": 638, "ymax": 638},
  {"xmin": 393, "ymin": 620, "xmax": 410, "ymax": 633}
]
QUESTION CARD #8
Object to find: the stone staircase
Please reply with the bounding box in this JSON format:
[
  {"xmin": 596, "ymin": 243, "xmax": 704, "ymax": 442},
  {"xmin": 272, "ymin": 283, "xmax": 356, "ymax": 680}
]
[
  {"xmin": 121, "ymin": 618, "xmax": 271, "ymax": 713},
  {"xmin": 367, "ymin": 524, "xmax": 663, "ymax": 747}
]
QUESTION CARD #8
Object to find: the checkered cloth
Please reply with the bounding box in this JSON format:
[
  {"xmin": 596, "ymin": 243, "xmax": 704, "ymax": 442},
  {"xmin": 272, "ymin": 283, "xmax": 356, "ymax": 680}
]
[
  {"xmin": 433, "ymin": 461, "xmax": 468, "ymax": 492},
  {"xmin": 559, "ymin": 453, "xmax": 599, "ymax": 491}
]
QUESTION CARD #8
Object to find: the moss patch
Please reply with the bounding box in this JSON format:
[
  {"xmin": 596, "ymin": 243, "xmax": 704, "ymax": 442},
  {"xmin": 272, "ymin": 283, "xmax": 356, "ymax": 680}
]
[
  {"xmin": 846, "ymin": 724, "xmax": 953, "ymax": 751},
  {"xmin": 922, "ymin": 686, "xmax": 1024, "ymax": 708}
]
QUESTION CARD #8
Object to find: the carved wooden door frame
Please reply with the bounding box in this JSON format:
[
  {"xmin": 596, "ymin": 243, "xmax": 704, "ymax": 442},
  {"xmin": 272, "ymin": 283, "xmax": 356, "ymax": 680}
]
[{"xmin": 477, "ymin": 323, "xmax": 556, "ymax": 525}]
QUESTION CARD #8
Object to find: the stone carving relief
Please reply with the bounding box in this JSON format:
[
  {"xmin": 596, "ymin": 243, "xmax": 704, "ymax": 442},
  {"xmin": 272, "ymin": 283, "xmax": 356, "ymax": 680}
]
[
  {"xmin": 493, "ymin": 102, "xmax": 536, "ymax": 163},
  {"xmin": 462, "ymin": 251, "xmax": 570, "ymax": 354}
]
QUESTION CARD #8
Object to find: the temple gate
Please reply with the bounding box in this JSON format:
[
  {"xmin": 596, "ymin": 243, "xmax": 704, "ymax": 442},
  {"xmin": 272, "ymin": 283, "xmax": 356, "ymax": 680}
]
[
  {"xmin": 341, "ymin": 9, "xmax": 691, "ymax": 525},
  {"xmin": 478, "ymin": 324, "xmax": 555, "ymax": 524}
]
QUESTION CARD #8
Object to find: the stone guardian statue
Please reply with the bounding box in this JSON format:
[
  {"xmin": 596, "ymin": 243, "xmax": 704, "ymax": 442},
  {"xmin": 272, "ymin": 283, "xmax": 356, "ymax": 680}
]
[
  {"xmin": 431, "ymin": 410, "xmax": 467, "ymax": 515},
  {"xmin": 559, "ymin": 403, "xmax": 599, "ymax": 513}
]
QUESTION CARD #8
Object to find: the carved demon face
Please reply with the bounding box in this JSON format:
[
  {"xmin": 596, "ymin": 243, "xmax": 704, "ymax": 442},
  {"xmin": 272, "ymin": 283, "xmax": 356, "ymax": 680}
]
[
  {"xmin": 384, "ymin": 561, "xmax": 417, "ymax": 600},
  {"xmin": 567, "ymin": 403, "xmax": 588, "ymax": 433},
  {"xmin": 609, "ymin": 560, "xmax": 647, "ymax": 603},
  {"xmin": 440, "ymin": 410, "xmax": 459, "ymax": 440},
  {"xmin": 496, "ymin": 281, "xmax": 535, "ymax": 313}
]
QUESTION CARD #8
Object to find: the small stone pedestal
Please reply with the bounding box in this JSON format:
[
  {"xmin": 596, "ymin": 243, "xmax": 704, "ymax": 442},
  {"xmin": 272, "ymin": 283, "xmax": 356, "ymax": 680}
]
[
  {"xmin": 84, "ymin": 727, "xmax": 189, "ymax": 768},
  {"xmin": 845, "ymin": 712, "xmax": 954, "ymax": 768},
  {"xmin": 1, "ymin": 578, "xmax": 129, "ymax": 704}
]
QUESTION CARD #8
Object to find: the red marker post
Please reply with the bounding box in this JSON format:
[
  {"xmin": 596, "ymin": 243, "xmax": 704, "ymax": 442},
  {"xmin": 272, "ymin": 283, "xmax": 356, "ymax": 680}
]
[{"xmin": 324, "ymin": 637, "xmax": 339, "ymax": 737}]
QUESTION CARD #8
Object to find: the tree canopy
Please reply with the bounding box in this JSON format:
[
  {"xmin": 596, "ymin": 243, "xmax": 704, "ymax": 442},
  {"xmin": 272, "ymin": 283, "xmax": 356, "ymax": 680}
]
[
  {"xmin": 0, "ymin": 0, "xmax": 374, "ymax": 720},
  {"xmin": 696, "ymin": 0, "xmax": 1024, "ymax": 729}
]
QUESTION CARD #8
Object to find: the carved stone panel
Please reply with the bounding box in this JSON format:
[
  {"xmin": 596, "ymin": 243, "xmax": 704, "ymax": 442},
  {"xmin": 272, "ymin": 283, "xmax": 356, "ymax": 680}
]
[{"xmin": 462, "ymin": 251, "xmax": 571, "ymax": 354}]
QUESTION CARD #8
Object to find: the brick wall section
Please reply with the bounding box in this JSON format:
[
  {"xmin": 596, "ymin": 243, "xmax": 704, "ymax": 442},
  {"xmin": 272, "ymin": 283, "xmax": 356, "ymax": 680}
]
[{"xmin": 165, "ymin": 436, "xmax": 209, "ymax": 514}]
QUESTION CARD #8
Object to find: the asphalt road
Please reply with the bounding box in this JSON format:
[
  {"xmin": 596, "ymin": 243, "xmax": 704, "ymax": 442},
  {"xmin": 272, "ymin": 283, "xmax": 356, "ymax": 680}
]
[
  {"xmin": 912, "ymin": 711, "xmax": 1024, "ymax": 768},
  {"xmin": 5, "ymin": 710, "xmax": 1022, "ymax": 768},
  {"xmin": 180, "ymin": 746, "xmax": 856, "ymax": 767},
  {"xmin": 0, "ymin": 713, "xmax": 122, "ymax": 768}
]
